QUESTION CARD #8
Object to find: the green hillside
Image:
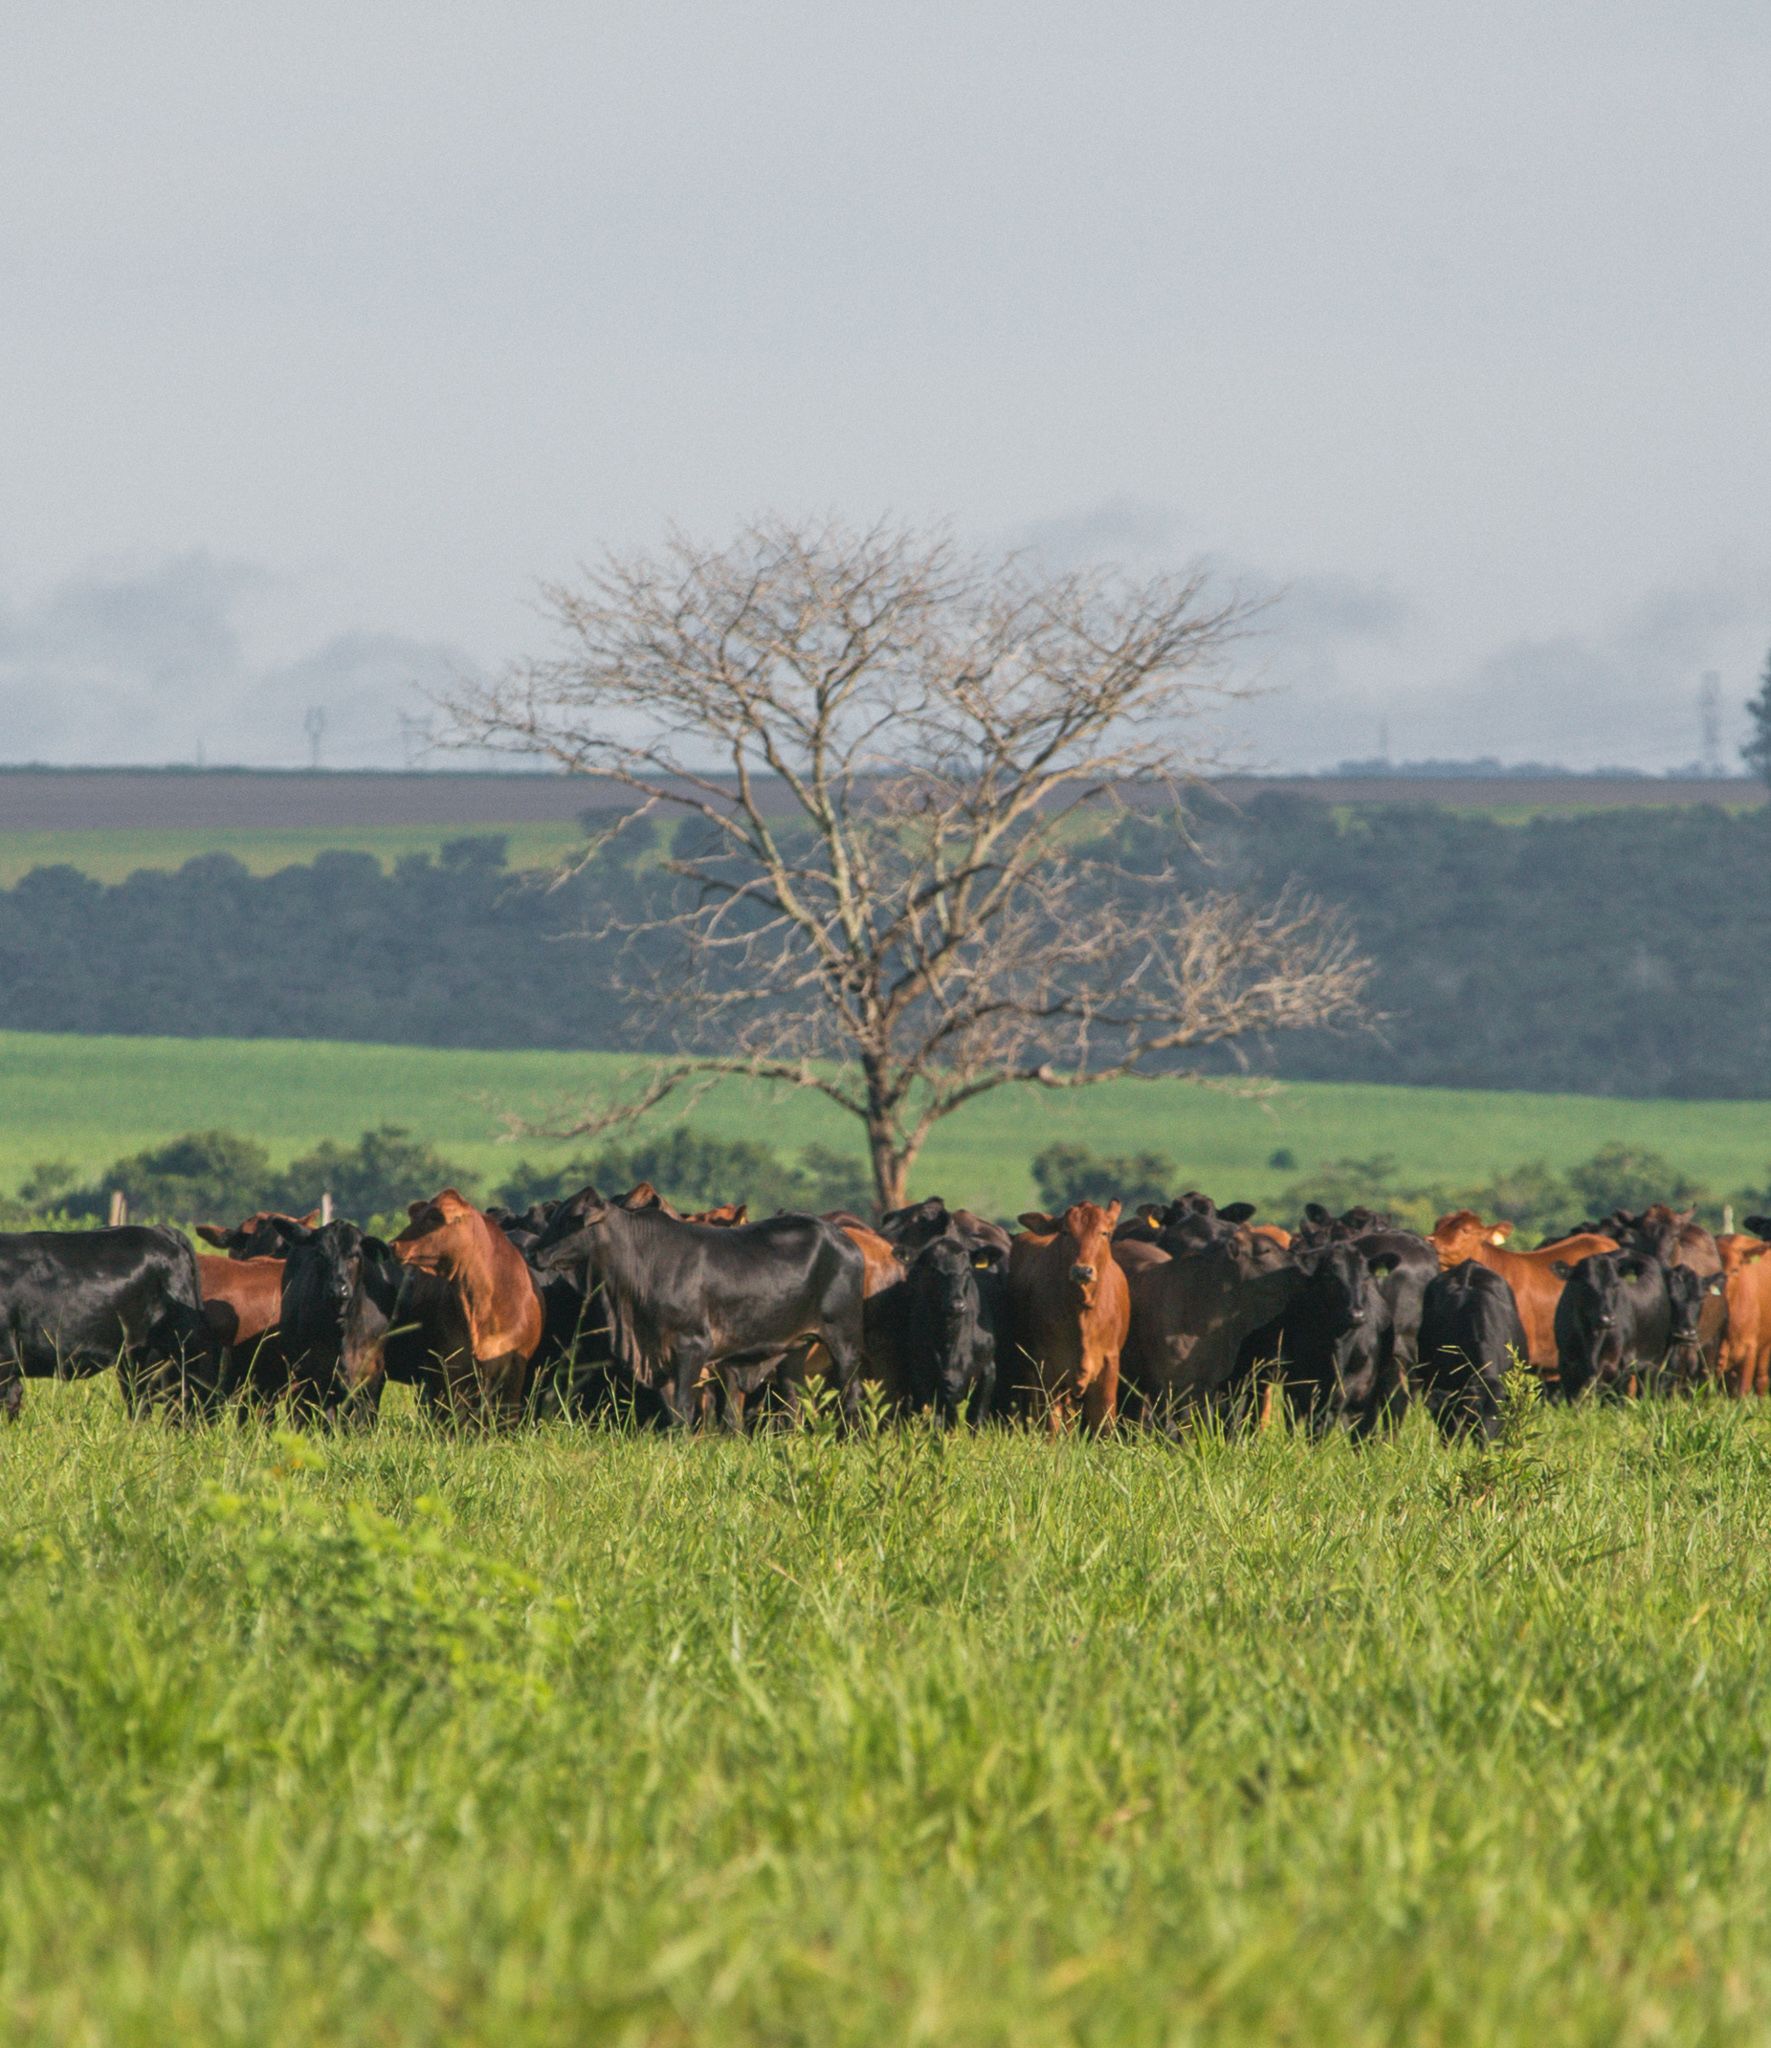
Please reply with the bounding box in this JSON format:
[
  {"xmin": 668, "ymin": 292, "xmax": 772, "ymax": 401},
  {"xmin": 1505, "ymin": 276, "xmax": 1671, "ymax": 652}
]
[
  {"xmin": 3, "ymin": 1030, "xmax": 1766, "ymax": 1217},
  {"xmin": 0, "ymin": 821, "xmax": 583, "ymax": 887}
]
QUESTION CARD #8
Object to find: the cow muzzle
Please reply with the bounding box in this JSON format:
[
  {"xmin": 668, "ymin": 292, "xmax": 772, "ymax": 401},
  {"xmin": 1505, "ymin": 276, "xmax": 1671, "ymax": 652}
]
[{"xmin": 1070, "ymin": 1262, "xmax": 1096, "ymax": 1286}]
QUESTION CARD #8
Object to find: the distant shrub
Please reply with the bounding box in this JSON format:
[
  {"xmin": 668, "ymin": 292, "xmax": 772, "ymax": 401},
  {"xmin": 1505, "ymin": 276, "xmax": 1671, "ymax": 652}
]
[
  {"xmin": 276, "ymin": 1126, "xmax": 477, "ymax": 1224},
  {"xmin": 493, "ymin": 1129, "xmax": 872, "ymax": 1218},
  {"xmin": 29, "ymin": 1124, "xmax": 477, "ymax": 1228},
  {"xmin": 1031, "ymin": 1143, "xmax": 1178, "ymax": 1212}
]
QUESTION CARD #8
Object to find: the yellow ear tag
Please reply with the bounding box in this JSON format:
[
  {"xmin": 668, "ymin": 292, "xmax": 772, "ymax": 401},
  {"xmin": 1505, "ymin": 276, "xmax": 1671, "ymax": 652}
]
[{"xmin": 1490, "ymin": 1231, "xmax": 1506, "ymax": 1246}]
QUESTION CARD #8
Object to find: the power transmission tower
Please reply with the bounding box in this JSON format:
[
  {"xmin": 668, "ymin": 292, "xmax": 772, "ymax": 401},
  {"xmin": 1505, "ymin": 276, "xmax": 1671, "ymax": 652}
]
[
  {"xmin": 1699, "ymin": 672, "xmax": 1723, "ymax": 778},
  {"xmin": 397, "ymin": 710, "xmax": 433, "ymax": 769},
  {"xmin": 303, "ymin": 705, "xmax": 327, "ymax": 770}
]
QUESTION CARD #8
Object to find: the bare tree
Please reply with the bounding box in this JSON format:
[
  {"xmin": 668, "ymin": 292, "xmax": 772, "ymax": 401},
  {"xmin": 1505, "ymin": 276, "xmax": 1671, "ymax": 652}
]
[{"xmin": 442, "ymin": 517, "xmax": 1369, "ymax": 1210}]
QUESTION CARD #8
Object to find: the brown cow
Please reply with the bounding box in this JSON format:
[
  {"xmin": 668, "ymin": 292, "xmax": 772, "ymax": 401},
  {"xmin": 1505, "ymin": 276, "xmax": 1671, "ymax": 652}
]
[
  {"xmin": 196, "ymin": 1253, "xmax": 290, "ymax": 1407},
  {"xmin": 1122, "ymin": 1226, "xmax": 1306, "ymax": 1425},
  {"xmin": 617, "ymin": 1183, "xmax": 750, "ymax": 1228},
  {"xmin": 1007, "ymin": 1201, "xmax": 1129, "ymax": 1431},
  {"xmin": 391, "ymin": 1189, "xmax": 544, "ymax": 1423},
  {"xmin": 1430, "ymin": 1211, "xmax": 1618, "ymax": 1373},
  {"xmin": 1717, "ymin": 1234, "xmax": 1771, "ymax": 1397}
]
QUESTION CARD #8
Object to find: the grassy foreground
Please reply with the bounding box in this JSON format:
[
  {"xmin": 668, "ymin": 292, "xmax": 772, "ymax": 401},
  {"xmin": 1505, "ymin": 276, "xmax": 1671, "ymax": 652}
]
[
  {"xmin": 5, "ymin": 1389, "xmax": 1771, "ymax": 2044},
  {"xmin": 4, "ymin": 1029, "xmax": 1770, "ymax": 1217}
]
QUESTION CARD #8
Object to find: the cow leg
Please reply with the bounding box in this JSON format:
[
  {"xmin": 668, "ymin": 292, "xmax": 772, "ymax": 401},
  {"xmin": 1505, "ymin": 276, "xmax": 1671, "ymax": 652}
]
[
  {"xmin": 0, "ymin": 1368, "xmax": 20, "ymax": 1422},
  {"xmin": 967, "ymin": 1348, "xmax": 996, "ymax": 1429},
  {"xmin": 665, "ymin": 1343, "xmax": 709, "ymax": 1431},
  {"xmin": 1081, "ymin": 1353, "xmax": 1119, "ymax": 1435},
  {"xmin": 821, "ymin": 1329, "xmax": 866, "ymax": 1431},
  {"xmin": 718, "ymin": 1376, "xmax": 748, "ymax": 1435}
]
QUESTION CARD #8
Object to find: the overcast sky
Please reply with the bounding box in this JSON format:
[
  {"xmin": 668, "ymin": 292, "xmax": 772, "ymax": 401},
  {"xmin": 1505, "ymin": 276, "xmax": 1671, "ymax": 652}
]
[{"xmin": 2, "ymin": 1, "xmax": 1767, "ymax": 772}]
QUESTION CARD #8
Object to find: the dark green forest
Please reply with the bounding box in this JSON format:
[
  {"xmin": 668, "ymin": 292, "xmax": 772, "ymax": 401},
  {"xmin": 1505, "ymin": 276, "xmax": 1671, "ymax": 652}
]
[{"xmin": 2, "ymin": 799, "xmax": 1767, "ymax": 1098}]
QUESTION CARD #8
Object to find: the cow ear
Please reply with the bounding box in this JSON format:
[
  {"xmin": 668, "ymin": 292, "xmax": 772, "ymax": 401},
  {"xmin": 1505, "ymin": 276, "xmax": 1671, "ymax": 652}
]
[
  {"xmin": 1138, "ymin": 1204, "xmax": 1163, "ymax": 1227},
  {"xmin": 1017, "ymin": 1212, "xmax": 1056, "ymax": 1234},
  {"xmin": 1746, "ymin": 1217, "xmax": 1771, "ymax": 1241},
  {"xmin": 1368, "ymin": 1253, "xmax": 1401, "ymax": 1278},
  {"xmin": 361, "ymin": 1236, "xmax": 392, "ymax": 1261},
  {"xmin": 730, "ymin": 1205, "xmax": 748, "ymax": 1225},
  {"xmin": 194, "ymin": 1223, "xmax": 230, "ymax": 1247},
  {"xmin": 406, "ymin": 1200, "xmax": 429, "ymax": 1220},
  {"xmin": 1102, "ymin": 1200, "xmax": 1122, "ymax": 1228},
  {"xmin": 1745, "ymin": 1243, "xmax": 1771, "ymax": 1265},
  {"xmin": 1304, "ymin": 1203, "xmax": 1332, "ymax": 1226},
  {"xmin": 618, "ymin": 1182, "xmax": 661, "ymax": 1210},
  {"xmin": 1219, "ymin": 1202, "xmax": 1256, "ymax": 1225},
  {"xmin": 299, "ymin": 1209, "xmax": 321, "ymax": 1227},
  {"xmin": 1550, "ymin": 1261, "xmax": 1573, "ymax": 1280}
]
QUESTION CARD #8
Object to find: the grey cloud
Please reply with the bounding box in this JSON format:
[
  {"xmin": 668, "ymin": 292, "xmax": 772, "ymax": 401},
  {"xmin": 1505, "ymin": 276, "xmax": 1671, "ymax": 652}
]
[
  {"xmin": 0, "ymin": 556, "xmax": 468, "ymax": 767},
  {"xmin": 1236, "ymin": 574, "xmax": 1771, "ymax": 773}
]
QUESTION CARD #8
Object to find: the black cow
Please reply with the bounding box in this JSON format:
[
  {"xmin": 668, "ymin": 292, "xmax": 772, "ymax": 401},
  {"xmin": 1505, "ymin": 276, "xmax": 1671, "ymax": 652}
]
[
  {"xmin": 533, "ymin": 1192, "xmax": 867, "ymax": 1428},
  {"xmin": 195, "ymin": 1211, "xmax": 320, "ymax": 1260},
  {"xmin": 1554, "ymin": 1252, "xmax": 1711, "ymax": 1400},
  {"xmin": 877, "ymin": 1198, "xmax": 1014, "ymax": 1266},
  {"xmin": 903, "ymin": 1237, "xmax": 997, "ymax": 1425},
  {"xmin": 1415, "ymin": 1261, "xmax": 1527, "ymax": 1440},
  {"xmin": 0, "ymin": 1226, "xmax": 216, "ymax": 1417},
  {"xmin": 1292, "ymin": 1203, "xmax": 1400, "ymax": 1246},
  {"xmin": 1115, "ymin": 1194, "xmax": 1259, "ymax": 1255},
  {"xmin": 277, "ymin": 1221, "xmax": 404, "ymax": 1420},
  {"xmin": 1238, "ymin": 1241, "xmax": 1402, "ymax": 1436}
]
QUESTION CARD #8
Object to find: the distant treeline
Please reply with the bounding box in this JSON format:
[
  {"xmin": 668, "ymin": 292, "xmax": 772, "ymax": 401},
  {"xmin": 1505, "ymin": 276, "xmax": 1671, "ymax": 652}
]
[
  {"xmin": 9, "ymin": 1125, "xmax": 1765, "ymax": 1244},
  {"xmin": 2, "ymin": 800, "xmax": 1768, "ymax": 1097}
]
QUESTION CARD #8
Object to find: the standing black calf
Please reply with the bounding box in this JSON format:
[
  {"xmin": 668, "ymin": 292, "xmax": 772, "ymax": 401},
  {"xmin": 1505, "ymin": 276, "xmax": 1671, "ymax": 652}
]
[
  {"xmin": 1415, "ymin": 1261, "xmax": 1528, "ymax": 1440},
  {"xmin": 1554, "ymin": 1252, "xmax": 1713, "ymax": 1400},
  {"xmin": 1239, "ymin": 1241, "xmax": 1402, "ymax": 1436},
  {"xmin": 904, "ymin": 1237, "xmax": 997, "ymax": 1424}
]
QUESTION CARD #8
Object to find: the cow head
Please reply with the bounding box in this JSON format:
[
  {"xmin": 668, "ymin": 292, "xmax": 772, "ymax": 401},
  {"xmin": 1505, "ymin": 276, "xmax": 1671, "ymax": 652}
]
[
  {"xmin": 1664, "ymin": 1261, "xmax": 1722, "ymax": 1384},
  {"xmin": 1432, "ymin": 1211, "xmax": 1513, "ymax": 1267},
  {"xmin": 1017, "ymin": 1200, "xmax": 1121, "ymax": 1305},
  {"xmin": 878, "ymin": 1196, "xmax": 954, "ymax": 1252},
  {"xmin": 195, "ymin": 1209, "xmax": 321, "ymax": 1259},
  {"xmin": 529, "ymin": 1186, "xmax": 613, "ymax": 1276},
  {"xmin": 1720, "ymin": 1235, "xmax": 1771, "ymax": 1277}
]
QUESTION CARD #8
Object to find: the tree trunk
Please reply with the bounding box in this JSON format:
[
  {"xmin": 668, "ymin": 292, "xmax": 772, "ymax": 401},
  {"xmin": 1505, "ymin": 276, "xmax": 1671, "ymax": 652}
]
[{"xmin": 868, "ymin": 1126, "xmax": 910, "ymax": 1215}]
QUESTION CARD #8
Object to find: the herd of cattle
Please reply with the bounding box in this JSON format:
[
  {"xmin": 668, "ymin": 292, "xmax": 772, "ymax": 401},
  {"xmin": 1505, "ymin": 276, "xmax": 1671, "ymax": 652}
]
[{"xmin": 3, "ymin": 1179, "xmax": 1769, "ymax": 1437}]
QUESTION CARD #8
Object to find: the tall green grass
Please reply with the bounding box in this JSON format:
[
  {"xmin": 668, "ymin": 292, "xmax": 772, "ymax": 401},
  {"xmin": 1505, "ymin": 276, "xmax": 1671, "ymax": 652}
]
[
  {"xmin": 3, "ymin": 1028, "xmax": 1768, "ymax": 1218},
  {"xmin": 4, "ymin": 1388, "xmax": 1771, "ymax": 2043}
]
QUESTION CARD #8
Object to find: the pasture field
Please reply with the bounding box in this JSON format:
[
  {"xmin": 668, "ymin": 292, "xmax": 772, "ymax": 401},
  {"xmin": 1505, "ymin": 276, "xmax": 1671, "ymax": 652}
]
[
  {"xmin": 5, "ymin": 1387, "xmax": 1771, "ymax": 2043},
  {"xmin": 0, "ymin": 821, "xmax": 585, "ymax": 887},
  {"xmin": 2, "ymin": 1029, "xmax": 1770, "ymax": 1218}
]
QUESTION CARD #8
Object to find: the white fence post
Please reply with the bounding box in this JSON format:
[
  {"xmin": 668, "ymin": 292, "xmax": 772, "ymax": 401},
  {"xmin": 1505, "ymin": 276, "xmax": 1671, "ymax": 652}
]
[
  {"xmin": 107, "ymin": 1190, "xmax": 127, "ymax": 1227},
  {"xmin": 320, "ymin": 1191, "xmax": 335, "ymax": 1225}
]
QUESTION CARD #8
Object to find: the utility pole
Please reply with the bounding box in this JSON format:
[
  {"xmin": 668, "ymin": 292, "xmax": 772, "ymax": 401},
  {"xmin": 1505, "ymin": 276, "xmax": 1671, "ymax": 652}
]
[
  {"xmin": 1698, "ymin": 673, "xmax": 1723, "ymax": 778},
  {"xmin": 397, "ymin": 710, "xmax": 433, "ymax": 769},
  {"xmin": 303, "ymin": 705, "xmax": 327, "ymax": 770}
]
